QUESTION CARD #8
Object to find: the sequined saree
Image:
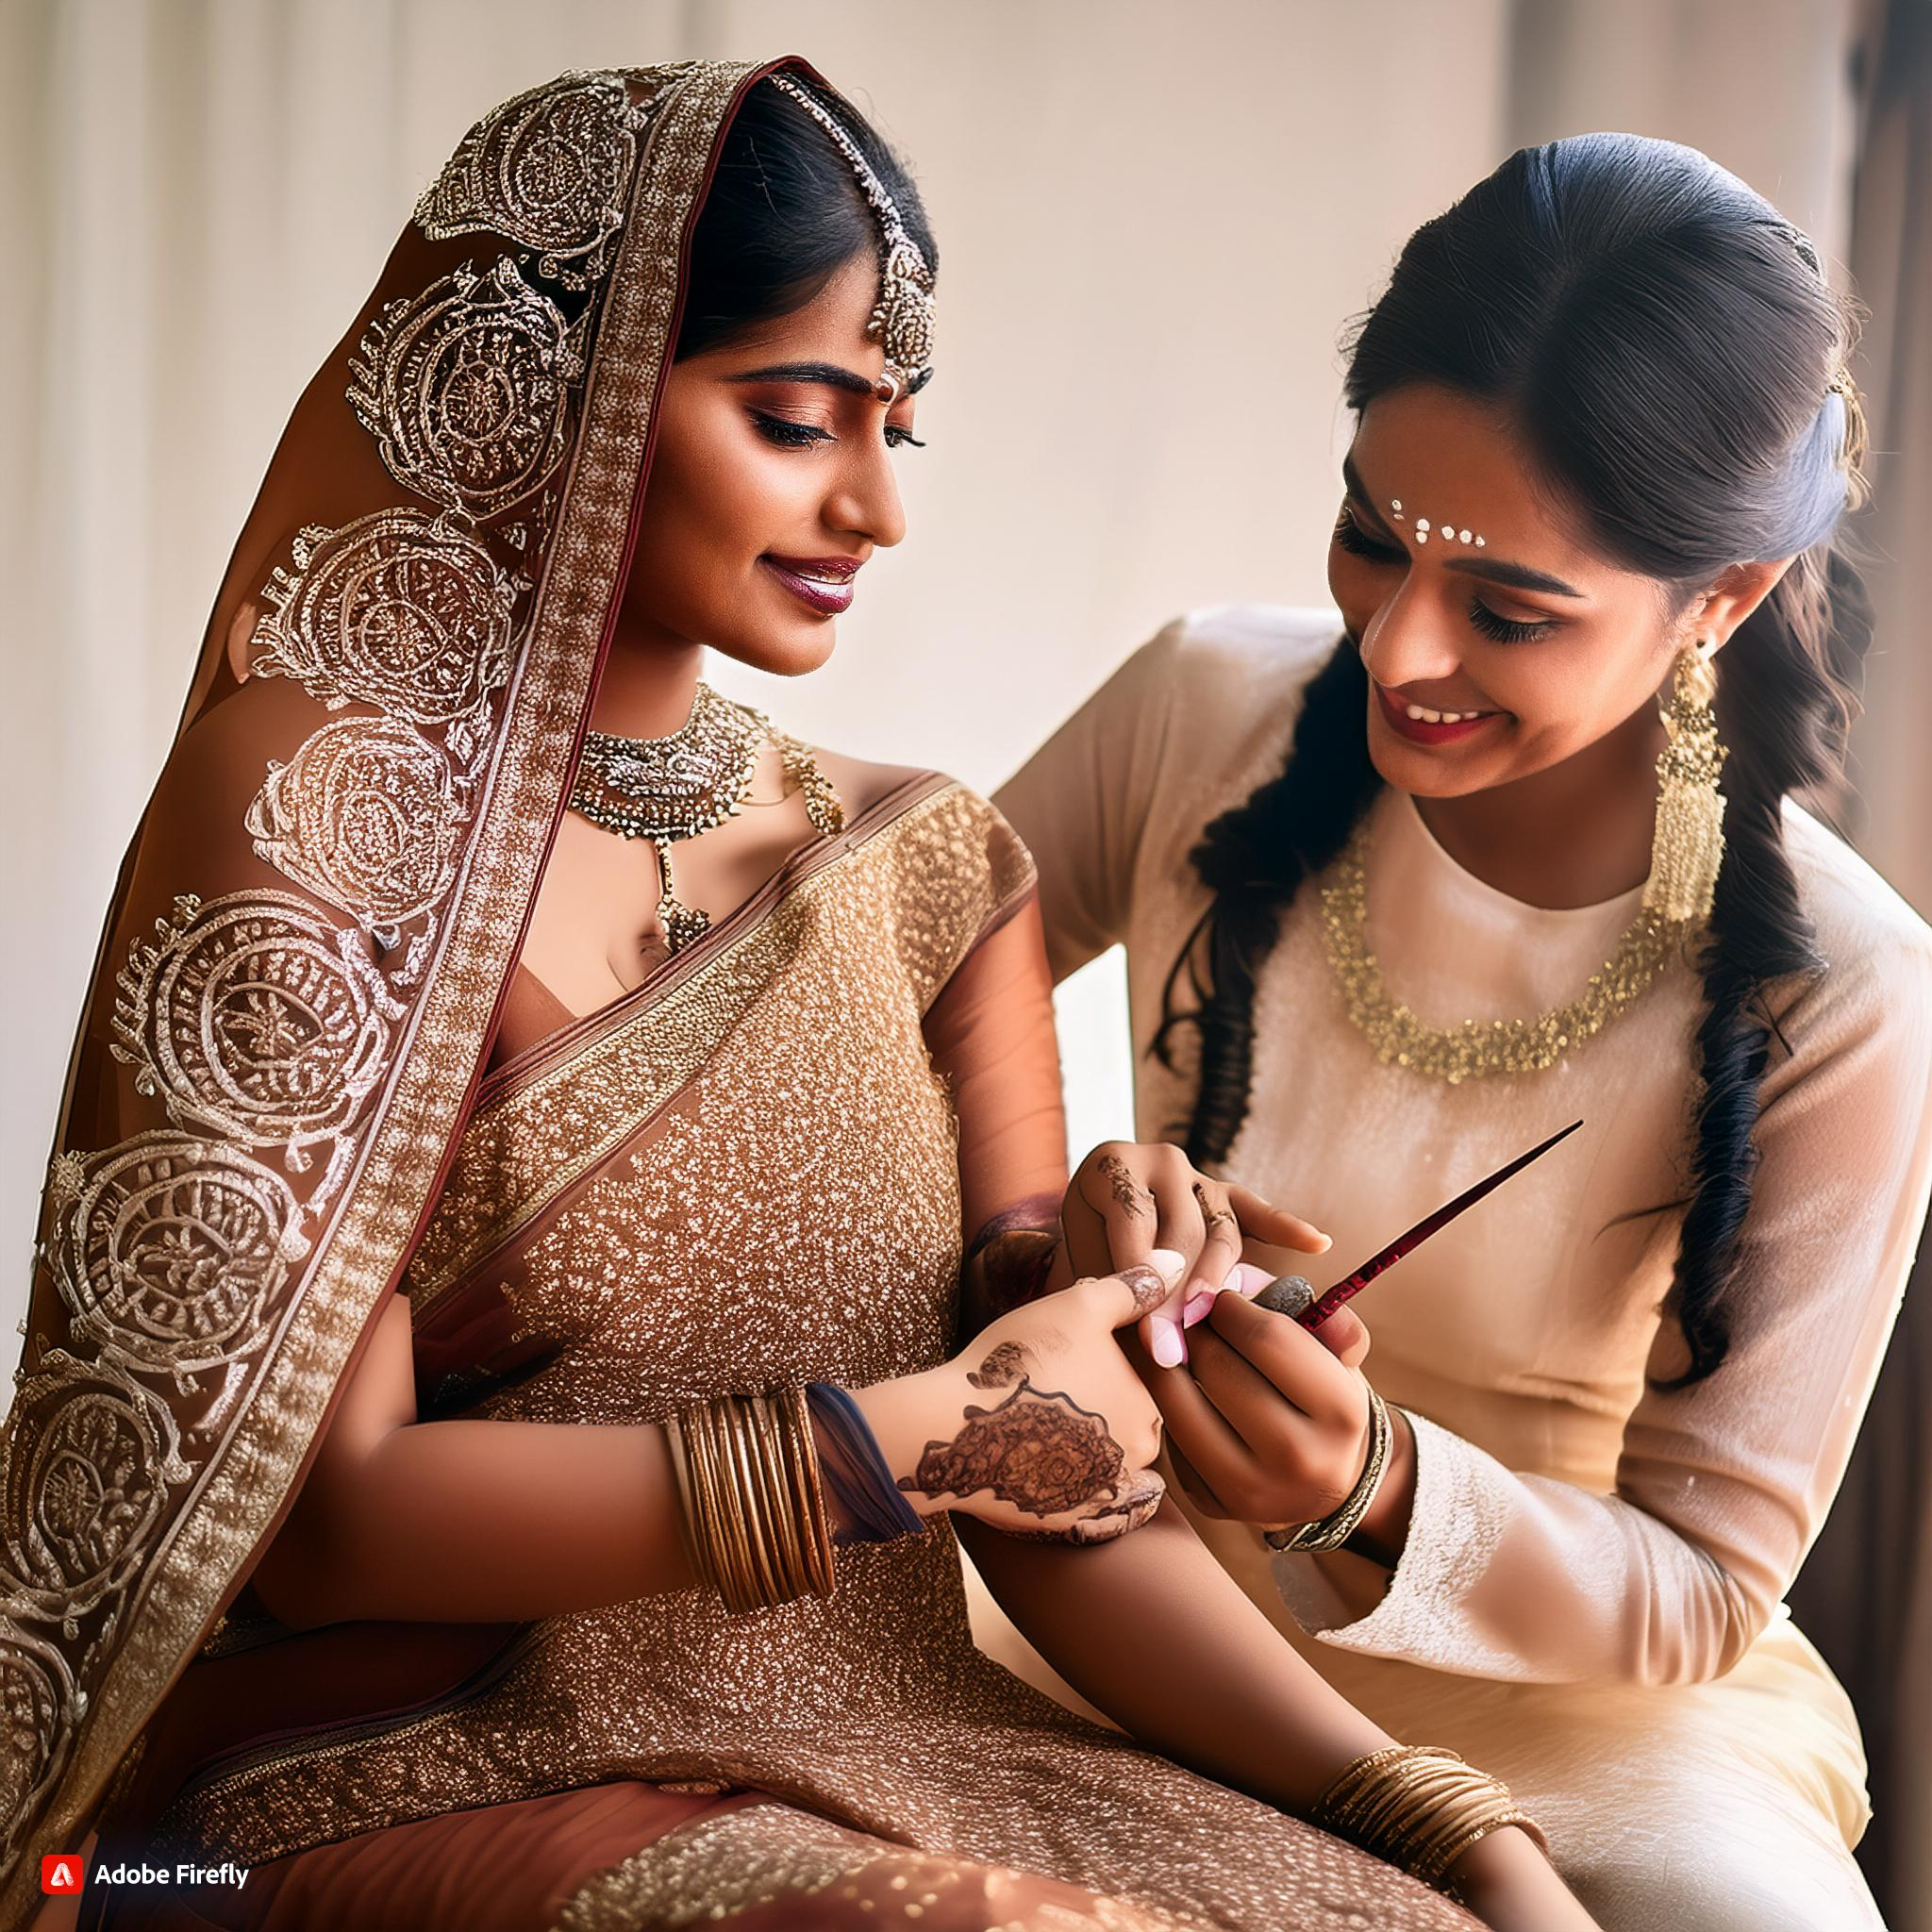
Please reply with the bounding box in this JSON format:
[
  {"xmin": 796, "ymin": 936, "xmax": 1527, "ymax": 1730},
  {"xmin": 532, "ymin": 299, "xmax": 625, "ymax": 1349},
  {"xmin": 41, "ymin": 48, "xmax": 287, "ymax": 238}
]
[{"xmin": 3, "ymin": 59, "xmax": 1466, "ymax": 1932}]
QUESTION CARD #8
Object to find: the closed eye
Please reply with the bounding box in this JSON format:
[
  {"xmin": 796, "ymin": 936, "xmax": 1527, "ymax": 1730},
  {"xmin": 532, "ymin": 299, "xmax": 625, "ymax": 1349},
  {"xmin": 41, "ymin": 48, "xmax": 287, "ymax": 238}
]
[
  {"xmin": 1332, "ymin": 508, "xmax": 1407, "ymax": 564},
  {"xmin": 1467, "ymin": 599, "xmax": 1557, "ymax": 644},
  {"xmin": 750, "ymin": 408, "xmax": 833, "ymax": 449}
]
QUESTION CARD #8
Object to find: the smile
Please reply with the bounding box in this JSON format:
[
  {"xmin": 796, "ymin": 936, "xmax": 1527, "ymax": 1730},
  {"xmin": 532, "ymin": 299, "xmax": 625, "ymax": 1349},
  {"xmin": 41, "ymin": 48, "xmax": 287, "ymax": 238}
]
[
  {"xmin": 760, "ymin": 554, "xmax": 859, "ymax": 616},
  {"xmin": 1374, "ymin": 680, "xmax": 1503, "ymax": 745}
]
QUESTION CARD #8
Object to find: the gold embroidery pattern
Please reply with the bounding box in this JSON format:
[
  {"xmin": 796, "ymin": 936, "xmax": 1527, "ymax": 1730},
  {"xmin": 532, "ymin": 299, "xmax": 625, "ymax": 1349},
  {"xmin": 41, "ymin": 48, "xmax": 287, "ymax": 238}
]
[
  {"xmin": 44, "ymin": 1134, "xmax": 308, "ymax": 1394},
  {"xmin": 1, "ymin": 1352, "xmax": 190, "ymax": 1633},
  {"xmin": 347, "ymin": 255, "xmax": 580, "ymax": 521},
  {"xmin": 248, "ymin": 510, "xmax": 523, "ymax": 754},
  {"xmin": 244, "ymin": 717, "xmax": 468, "ymax": 944},
  {"xmin": 109, "ymin": 891, "xmax": 402, "ymax": 1201},
  {"xmin": 0, "ymin": 1626, "xmax": 76, "ymax": 1878},
  {"xmin": 402, "ymin": 785, "xmax": 1029, "ymax": 1313},
  {"xmin": 0, "ymin": 62, "xmax": 756, "ymax": 1922},
  {"xmin": 413, "ymin": 71, "xmax": 650, "ymax": 290}
]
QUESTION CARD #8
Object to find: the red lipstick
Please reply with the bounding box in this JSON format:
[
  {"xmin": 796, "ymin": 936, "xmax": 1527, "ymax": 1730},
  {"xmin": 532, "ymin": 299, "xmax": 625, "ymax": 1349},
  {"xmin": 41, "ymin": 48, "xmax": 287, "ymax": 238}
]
[
  {"xmin": 760, "ymin": 553, "xmax": 860, "ymax": 616},
  {"xmin": 1374, "ymin": 679, "xmax": 1503, "ymax": 746}
]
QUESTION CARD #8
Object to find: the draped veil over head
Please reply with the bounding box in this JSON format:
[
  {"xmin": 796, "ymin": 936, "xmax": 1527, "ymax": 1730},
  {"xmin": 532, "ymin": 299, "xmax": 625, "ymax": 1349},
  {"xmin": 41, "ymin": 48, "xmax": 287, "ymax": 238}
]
[{"xmin": 0, "ymin": 59, "xmax": 803, "ymax": 1921}]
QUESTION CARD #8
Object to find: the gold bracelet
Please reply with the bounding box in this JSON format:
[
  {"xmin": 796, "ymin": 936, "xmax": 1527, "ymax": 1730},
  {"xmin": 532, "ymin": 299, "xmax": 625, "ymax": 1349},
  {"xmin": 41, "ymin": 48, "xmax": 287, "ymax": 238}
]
[
  {"xmin": 773, "ymin": 1385, "xmax": 836, "ymax": 1598},
  {"xmin": 1312, "ymin": 1744, "xmax": 1550, "ymax": 1895},
  {"xmin": 719, "ymin": 1396, "xmax": 785, "ymax": 1607},
  {"xmin": 689, "ymin": 1398, "xmax": 760, "ymax": 1611},
  {"xmin": 1264, "ymin": 1385, "xmax": 1392, "ymax": 1553},
  {"xmin": 661, "ymin": 1409, "xmax": 715, "ymax": 1596},
  {"xmin": 666, "ymin": 1391, "xmax": 839, "ymax": 1614}
]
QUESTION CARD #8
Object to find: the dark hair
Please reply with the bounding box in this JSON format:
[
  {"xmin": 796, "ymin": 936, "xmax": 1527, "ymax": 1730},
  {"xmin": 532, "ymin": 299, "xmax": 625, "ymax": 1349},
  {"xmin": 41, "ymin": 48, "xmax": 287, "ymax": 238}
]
[
  {"xmin": 675, "ymin": 75, "xmax": 936, "ymax": 361},
  {"xmin": 1158, "ymin": 133, "xmax": 1871, "ymax": 1386}
]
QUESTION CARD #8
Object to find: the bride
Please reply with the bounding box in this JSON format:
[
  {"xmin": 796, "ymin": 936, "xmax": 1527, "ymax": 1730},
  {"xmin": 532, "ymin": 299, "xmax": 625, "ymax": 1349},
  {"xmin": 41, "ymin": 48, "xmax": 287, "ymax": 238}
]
[{"xmin": 2, "ymin": 59, "xmax": 1589, "ymax": 1932}]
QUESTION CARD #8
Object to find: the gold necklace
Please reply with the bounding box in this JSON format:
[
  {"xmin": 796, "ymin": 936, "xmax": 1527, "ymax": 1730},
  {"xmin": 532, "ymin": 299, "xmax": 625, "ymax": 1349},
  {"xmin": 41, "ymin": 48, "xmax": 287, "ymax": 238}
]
[
  {"xmin": 568, "ymin": 682, "xmax": 844, "ymax": 954},
  {"xmin": 1320, "ymin": 816, "xmax": 1683, "ymax": 1084}
]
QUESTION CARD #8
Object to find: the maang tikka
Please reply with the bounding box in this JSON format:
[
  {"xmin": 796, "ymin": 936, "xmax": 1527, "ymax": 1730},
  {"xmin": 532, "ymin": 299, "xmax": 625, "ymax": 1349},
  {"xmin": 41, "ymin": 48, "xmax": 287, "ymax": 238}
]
[
  {"xmin": 767, "ymin": 73, "xmax": 936, "ymax": 400},
  {"xmin": 1643, "ymin": 635, "xmax": 1728, "ymax": 926}
]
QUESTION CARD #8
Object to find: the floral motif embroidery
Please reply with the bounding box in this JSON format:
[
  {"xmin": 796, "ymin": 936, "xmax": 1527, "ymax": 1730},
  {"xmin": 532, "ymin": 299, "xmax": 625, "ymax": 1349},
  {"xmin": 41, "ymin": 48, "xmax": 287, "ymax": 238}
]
[
  {"xmin": 109, "ymin": 892, "xmax": 404, "ymax": 1207},
  {"xmin": 413, "ymin": 70, "xmax": 651, "ymax": 290},
  {"xmin": 45, "ymin": 1133, "xmax": 308, "ymax": 1395},
  {"xmin": 347, "ymin": 256, "xmax": 580, "ymax": 521}
]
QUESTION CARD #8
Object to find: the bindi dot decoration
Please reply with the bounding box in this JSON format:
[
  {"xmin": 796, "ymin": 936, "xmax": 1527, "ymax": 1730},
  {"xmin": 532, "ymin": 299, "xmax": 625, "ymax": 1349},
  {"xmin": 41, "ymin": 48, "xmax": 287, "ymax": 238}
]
[{"xmin": 1389, "ymin": 500, "xmax": 1486, "ymax": 548}]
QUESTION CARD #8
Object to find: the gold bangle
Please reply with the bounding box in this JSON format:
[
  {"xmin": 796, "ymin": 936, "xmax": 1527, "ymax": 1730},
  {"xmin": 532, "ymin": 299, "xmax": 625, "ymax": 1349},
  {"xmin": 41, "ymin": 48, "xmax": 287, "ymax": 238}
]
[
  {"xmin": 780, "ymin": 1384, "xmax": 837, "ymax": 1597},
  {"xmin": 1264, "ymin": 1385, "xmax": 1393, "ymax": 1553},
  {"xmin": 662, "ymin": 1409, "xmax": 716, "ymax": 1596},
  {"xmin": 719, "ymin": 1396, "xmax": 782, "ymax": 1607},
  {"xmin": 692, "ymin": 1399, "xmax": 761, "ymax": 1612},
  {"xmin": 758, "ymin": 1388, "xmax": 833, "ymax": 1600},
  {"xmin": 748, "ymin": 1391, "xmax": 815, "ymax": 1601},
  {"xmin": 670, "ymin": 1391, "xmax": 840, "ymax": 1613},
  {"xmin": 1312, "ymin": 1744, "xmax": 1550, "ymax": 1896}
]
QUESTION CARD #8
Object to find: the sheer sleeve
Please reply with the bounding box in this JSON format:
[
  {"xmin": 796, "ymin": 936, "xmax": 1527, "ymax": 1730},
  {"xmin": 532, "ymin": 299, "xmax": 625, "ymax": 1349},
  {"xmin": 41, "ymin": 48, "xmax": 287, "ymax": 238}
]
[
  {"xmin": 991, "ymin": 621, "xmax": 1189, "ymax": 986},
  {"xmin": 1274, "ymin": 927, "xmax": 1932, "ymax": 1686}
]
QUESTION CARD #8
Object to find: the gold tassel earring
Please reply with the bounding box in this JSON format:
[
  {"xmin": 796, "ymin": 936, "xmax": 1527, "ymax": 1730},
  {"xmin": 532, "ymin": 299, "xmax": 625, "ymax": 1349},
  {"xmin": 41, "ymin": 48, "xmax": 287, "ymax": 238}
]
[{"xmin": 1642, "ymin": 635, "xmax": 1728, "ymax": 926}]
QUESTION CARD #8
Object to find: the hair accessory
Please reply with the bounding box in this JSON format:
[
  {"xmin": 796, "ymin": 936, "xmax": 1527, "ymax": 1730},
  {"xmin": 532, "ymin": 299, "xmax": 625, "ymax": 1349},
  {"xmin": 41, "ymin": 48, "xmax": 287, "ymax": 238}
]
[
  {"xmin": 1312, "ymin": 1743, "xmax": 1549, "ymax": 1896},
  {"xmin": 1262, "ymin": 1384, "xmax": 1393, "ymax": 1553},
  {"xmin": 767, "ymin": 73, "xmax": 935, "ymax": 395},
  {"xmin": 1642, "ymin": 636, "xmax": 1728, "ymax": 926},
  {"xmin": 1390, "ymin": 501, "xmax": 1485, "ymax": 548},
  {"xmin": 1826, "ymin": 365, "xmax": 1870, "ymax": 489}
]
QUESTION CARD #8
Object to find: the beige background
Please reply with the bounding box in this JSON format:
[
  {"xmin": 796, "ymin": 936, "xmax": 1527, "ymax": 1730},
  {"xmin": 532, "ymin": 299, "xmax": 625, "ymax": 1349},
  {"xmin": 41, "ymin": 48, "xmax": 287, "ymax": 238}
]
[{"xmin": 4, "ymin": 0, "xmax": 1929, "ymax": 1917}]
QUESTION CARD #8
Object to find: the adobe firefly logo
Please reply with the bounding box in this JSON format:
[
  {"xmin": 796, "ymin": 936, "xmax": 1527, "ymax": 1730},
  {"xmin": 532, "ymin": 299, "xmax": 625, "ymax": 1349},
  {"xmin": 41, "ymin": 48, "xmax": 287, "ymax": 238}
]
[{"xmin": 41, "ymin": 1854, "xmax": 84, "ymax": 1893}]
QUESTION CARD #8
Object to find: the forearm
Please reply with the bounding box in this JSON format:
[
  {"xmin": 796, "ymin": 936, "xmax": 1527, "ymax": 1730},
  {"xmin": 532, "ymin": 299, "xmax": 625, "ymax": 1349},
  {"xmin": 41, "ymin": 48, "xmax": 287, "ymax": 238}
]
[
  {"xmin": 250, "ymin": 1416, "xmax": 700, "ymax": 1627},
  {"xmin": 958, "ymin": 1499, "xmax": 1396, "ymax": 1810}
]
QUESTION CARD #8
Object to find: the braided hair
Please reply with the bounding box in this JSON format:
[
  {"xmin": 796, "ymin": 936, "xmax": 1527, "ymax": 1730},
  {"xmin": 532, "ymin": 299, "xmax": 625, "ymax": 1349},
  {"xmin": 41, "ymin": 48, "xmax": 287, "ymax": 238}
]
[{"xmin": 1156, "ymin": 135, "xmax": 1871, "ymax": 1387}]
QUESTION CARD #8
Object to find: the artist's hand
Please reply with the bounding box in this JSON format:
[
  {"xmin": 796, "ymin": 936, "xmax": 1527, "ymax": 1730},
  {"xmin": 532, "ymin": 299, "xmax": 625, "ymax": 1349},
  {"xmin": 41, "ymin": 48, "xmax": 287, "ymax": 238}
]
[
  {"xmin": 852, "ymin": 1255, "xmax": 1181, "ymax": 1545},
  {"xmin": 1062, "ymin": 1141, "xmax": 1334, "ymax": 1369},
  {"xmin": 1143, "ymin": 1288, "xmax": 1415, "ymax": 1557}
]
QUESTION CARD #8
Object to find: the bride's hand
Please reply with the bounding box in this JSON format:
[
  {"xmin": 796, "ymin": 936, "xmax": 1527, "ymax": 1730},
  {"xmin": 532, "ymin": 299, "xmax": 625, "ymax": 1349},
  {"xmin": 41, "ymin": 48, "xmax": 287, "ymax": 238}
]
[
  {"xmin": 851, "ymin": 1255, "xmax": 1184, "ymax": 1544},
  {"xmin": 1062, "ymin": 1141, "xmax": 1334, "ymax": 1369}
]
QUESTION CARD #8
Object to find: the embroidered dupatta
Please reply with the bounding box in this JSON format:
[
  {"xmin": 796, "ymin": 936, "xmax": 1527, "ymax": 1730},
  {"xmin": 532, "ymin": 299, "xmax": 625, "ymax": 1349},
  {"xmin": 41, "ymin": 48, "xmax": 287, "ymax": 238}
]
[{"xmin": 0, "ymin": 59, "xmax": 808, "ymax": 1924}]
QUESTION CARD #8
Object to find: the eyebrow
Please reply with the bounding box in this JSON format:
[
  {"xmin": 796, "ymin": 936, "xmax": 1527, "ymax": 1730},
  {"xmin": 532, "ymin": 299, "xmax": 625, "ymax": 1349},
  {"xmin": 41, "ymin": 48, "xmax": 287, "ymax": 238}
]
[
  {"xmin": 1341, "ymin": 455, "xmax": 1585, "ymax": 599},
  {"xmin": 730, "ymin": 359, "xmax": 931, "ymax": 398}
]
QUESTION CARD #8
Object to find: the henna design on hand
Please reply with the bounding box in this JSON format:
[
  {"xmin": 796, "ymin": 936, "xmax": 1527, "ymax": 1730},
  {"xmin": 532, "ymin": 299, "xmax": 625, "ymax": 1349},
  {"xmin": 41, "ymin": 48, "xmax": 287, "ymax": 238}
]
[
  {"xmin": 1095, "ymin": 1153, "xmax": 1151, "ymax": 1220},
  {"xmin": 967, "ymin": 1341, "xmax": 1029, "ymax": 1389},
  {"xmin": 1001, "ymin": 1474, "xmax": 1166, "ymax": 1544},
  {"xmin": 1114, "ymin": 1263, "xmax": 1172, "ymax": 1319},
  {"xmin": 1194, "ymin": 1181, "xmax": 1237, "ymax": 1239},
  {"xmin": 899, "ymin": 1379, "xmax": 1126, "ymax": 1518}
]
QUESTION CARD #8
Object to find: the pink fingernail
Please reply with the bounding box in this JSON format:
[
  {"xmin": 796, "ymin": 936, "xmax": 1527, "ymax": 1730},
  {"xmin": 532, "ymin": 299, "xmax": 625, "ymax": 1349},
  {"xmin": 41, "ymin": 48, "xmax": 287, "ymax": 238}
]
[
  {"xmin": 1150, "ymin": 1316, "xmax": 1186, "ymax": 1368},
  {"xmin": 1182, "ymin": 1290, "xmax": 1217, "ymax": 1327}
]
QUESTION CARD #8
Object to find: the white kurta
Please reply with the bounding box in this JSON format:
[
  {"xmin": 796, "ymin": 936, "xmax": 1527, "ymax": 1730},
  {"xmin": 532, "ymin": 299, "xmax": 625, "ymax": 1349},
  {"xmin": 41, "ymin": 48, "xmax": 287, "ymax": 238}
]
[{"xmin": 991, "ymin": 605, "xmax": 1932, "ymax": 1932}]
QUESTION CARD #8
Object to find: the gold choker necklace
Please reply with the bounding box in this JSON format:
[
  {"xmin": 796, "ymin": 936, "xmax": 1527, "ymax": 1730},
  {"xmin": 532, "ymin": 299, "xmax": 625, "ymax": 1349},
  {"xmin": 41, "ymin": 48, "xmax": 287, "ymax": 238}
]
[
  {"xmin": 1321, "ymin": 816, "xmax": 1682, "ymax": 1084},
  {"xmin": 568, "ymin": 682, "xmax": 844, "ymax": 954}
]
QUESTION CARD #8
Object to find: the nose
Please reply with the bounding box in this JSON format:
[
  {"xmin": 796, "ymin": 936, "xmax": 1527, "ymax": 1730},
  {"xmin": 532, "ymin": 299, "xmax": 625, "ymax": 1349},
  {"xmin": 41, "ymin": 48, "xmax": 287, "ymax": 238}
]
[
  {"xmin": 824, "ymin": 434, "xmax": 907, "ymax": 551},
  {"xmin": 1358, "ymin": 574, "xmax": 1466, "ymax": 691}
]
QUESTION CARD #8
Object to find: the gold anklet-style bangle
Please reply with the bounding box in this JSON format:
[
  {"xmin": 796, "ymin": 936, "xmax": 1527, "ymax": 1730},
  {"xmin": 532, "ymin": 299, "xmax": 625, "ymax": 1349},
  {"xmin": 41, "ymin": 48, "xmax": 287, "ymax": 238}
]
[{"xmin": 1313, "ymin": 1744, "xmax": 1549, "ymax": 1893}]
